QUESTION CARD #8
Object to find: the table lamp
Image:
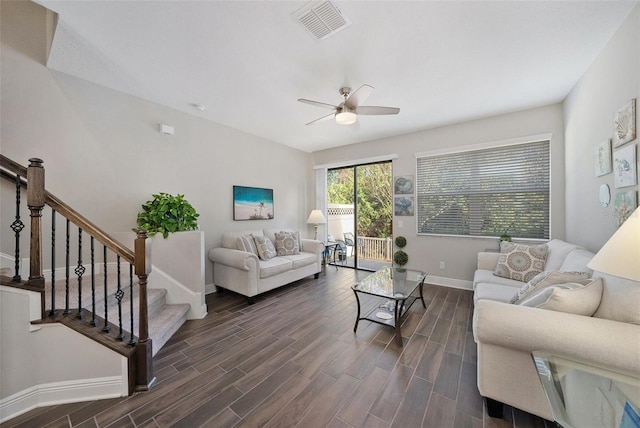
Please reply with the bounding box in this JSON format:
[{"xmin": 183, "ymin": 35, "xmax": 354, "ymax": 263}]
[{"xmin": 306, "ymin": 209, "xmax": 326, "ymax": 240}]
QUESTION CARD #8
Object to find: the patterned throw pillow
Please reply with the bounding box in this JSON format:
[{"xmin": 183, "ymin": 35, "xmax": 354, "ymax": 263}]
[
  {"xmin": 517, "ymin": 278, "xmax": 603, "ymax": 316},
  {"xmin": 510, "ymin": 270, "xmax": 591, "ymax": 304},
  {"xmin": 494, "ymin": 242, "xmax": 549, "ymax": 283},
  {"xmin": 252, "ymin": 235, "xmax": 277, "ymax": 260},
  {"xmin": 274, "ymin": 231, "xmax": 300, "ymax": 256},
  {"xmin": 237, "ymin": 235, "xmax": 258, "ymax": 256}
]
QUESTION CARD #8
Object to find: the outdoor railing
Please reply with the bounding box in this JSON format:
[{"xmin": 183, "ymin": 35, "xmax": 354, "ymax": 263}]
[{"xmin": 359, "ymin": 236, "xmax": 393, "ymax": 261}]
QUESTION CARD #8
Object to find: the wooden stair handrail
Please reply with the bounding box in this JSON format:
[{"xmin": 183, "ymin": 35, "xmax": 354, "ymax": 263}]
[{"xmin": 1, "ymin": 155, "xmax": 134, "ymax": 264}]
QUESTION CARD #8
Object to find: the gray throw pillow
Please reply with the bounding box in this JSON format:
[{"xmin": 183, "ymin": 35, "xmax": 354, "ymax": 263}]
[
  {"xmin": 237, "ymin": 235, "xmax": 258, "ymax": 256},
  {"xmin": 494, "ymin": 242, "xmax": 549, "ymax": 283},
  {"xmin": 275, "ymin": 231, "xmax": 300, "ymax": 256},
  {"xmin": 517, "ymin": 278, "xmax": 603, "ymax": 316},
  {"xmin": 252, "ymin": 235, "xmax": 277, "ymax": 260},
  {"xmin": 510, "ymin": 270, "xmax": 591, "ymax": 304}
]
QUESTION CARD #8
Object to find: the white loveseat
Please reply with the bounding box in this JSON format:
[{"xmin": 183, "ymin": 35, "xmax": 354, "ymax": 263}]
[
  {"xmin": 208, "ymin": 229, "xmax": 323, "ymax": 303},
  {"xmin": 472, "ymin": 239, "xmax": 640, "ymax": 420}
]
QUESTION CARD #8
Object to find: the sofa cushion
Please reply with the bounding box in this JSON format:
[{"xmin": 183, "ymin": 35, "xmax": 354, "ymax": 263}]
[
  {"xmin": 274, "ymin": 231, "xmax": 300, "ymax": 256},
  {"xmin": 473, "ymin": 283, "xmax": 519, "ymax": 304},
  {"xmin": 510, "ymin": 270, "xmax": 591, "ymax": 304},
  {"xmin": 592, "ymin": 272, "xmax": 640, "ymax": 325},
  {"xmin": 543, "ymin": 239, "xmax": 580, "ymax": 271},
  {"xmin": 517, "ymin": 278, "xmax": 603, "ymax": 316},
  {"xmin": 494, "ymin": 242, "xmax": 549, "ymax": 282},
  {"xmin": 258, "ymin": 257, "xmax": 293, "ymax": 279},
  {"xmin": 237, "ymin": 235, "xmax": 258, "ymax": 256},
  {"xmin": 281, "ymin": 252, "xmax": 316, "ymax": 269},
  {"xmin": 559, "ymin": 248, "xmax": 595, "ymax": 273},
  {"xmin": 253, "ymin": 235, "xmax": 277, "ymax": 260},
  {"xmin": 473, "ymin": 269, "xmax": 525, "ymax": 289}
]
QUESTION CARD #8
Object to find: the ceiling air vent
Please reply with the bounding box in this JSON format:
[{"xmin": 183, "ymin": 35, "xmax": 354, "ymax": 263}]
[{"xmin": 292, "ymin": 1, "xmax": 351, "ymax": 41}]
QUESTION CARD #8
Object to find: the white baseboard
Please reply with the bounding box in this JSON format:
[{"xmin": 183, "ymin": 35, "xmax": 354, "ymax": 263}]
[
  {"xmin": 426, "ymin": 275, "xmax": 473, "ymax": 291},
  {"xmin": 0, "ymin": 376, "xmax": 125, "ymax": 424}
]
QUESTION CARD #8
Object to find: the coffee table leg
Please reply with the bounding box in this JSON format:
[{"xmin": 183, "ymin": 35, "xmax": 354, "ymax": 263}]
[
  {"xmin": 353, "ymin": 289, "xmax": 361, "ymax": 333},
  {"xmin": 394, "ymin": 299, "xmax": 403, "ymax": 346},
  {"xmin": 419, "ymin": 279, "xmax": 426, "ymax": 308}
]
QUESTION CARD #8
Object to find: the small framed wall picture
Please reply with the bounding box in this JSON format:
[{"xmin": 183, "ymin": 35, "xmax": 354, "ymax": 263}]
[
  {"xmin": 613, "ymin": 144, "xmax": 637, "ymax": 188},
  {"xmin": 613, "ymin": 98, "xmax": 636, "ymax": 147},
  {"xmin": 394, "ymin": 196, "xmax": 414, "ymax": 216},
  {"xmin": 394, "ymin": 175, "xmax": 414, "ymax": 195},
  {"xmin": 594, "ymin": 139, "xmax": 612, "ymax": 176}
]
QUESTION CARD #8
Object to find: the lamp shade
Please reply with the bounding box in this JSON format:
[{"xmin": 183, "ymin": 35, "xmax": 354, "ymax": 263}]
[
  {"xmin": 587, "ymin": 207, "xmax": 640, "ymax": 281},
  {"xmin": 306, "ymin": 209, "xmax": 326, "ymax": 225}
]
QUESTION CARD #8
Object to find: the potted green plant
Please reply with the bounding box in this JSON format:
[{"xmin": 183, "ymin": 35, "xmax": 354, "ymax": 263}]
[
  {"xmin": 393, "ymin": 235, "xmax": 408, "ymax": 270},
  {"xmin": 134, "ymin": 192, "xmax": 199, "ymax": 239}
]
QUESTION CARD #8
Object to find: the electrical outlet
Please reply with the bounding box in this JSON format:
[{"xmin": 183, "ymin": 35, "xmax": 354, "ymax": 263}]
[{"xmin": 439, "ymin": 261, "xmax": 445, "ymax": 269}]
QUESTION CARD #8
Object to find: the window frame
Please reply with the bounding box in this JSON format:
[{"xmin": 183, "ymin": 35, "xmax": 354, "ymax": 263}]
[{"xmin": 414, "ymin": 135, "xmax": 552, "ymax": 240}]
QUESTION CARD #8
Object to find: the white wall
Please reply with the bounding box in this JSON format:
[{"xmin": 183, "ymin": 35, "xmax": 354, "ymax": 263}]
[
  {"xmin": 0, "ymin": 1, "xmax": 316, "ymax": 287},
  {"xmin": 313, "ymin": 104, "xmax": 566, "ymax": 286},
  {"xmin": 564, "ymin": 4, "xmax": 640, "ymax": 251},
  {"xmin": 0, "ymin": 286, "xmax": 127, "ymax": 421}
]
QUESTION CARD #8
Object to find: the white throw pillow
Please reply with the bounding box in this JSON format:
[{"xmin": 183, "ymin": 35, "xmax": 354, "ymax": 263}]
[
  {"xmin": 510, "ymin": 270, "xmax": 591, "ymax": 304},
  {"xmin": 494, "ymin": 242, "xmax": 549, "ymax": 283},
  {"xmin": 252, "ymin": 234, "xmax": 277, "ymax": 260},
  {"xmin": 517, "ymin": 278, "xmax": 603, "ymax": 316}
]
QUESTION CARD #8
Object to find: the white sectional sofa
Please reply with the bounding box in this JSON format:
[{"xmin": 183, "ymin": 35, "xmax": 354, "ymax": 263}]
[
  {"xmin": 472, "ymin": 239, "xmax": 640, "ymax": 421},
  {"xmin": 208, "ymin": 228, "xmax": 323, "ymax": 303}
]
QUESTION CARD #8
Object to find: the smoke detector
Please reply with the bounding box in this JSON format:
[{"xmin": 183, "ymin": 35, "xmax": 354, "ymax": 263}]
[{"xmin": 291, "ymin": 1, "xmax": 351, "ymax": 41}]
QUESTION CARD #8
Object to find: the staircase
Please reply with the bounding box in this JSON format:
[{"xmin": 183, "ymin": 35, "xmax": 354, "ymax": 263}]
[{"xmin": 44, "ymin": 272, "xmax": 189, "ymax": 356}]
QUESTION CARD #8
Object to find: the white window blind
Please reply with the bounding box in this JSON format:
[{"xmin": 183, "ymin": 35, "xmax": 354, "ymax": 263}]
[{"xmin": 416, "ymin": 140, "xmax": 550, "ymax": 239}]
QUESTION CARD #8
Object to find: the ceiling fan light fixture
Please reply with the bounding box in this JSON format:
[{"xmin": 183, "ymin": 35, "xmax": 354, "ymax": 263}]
[{"xmin": 335, "ymin": 110, "xmax": 357, "ymax": 125}]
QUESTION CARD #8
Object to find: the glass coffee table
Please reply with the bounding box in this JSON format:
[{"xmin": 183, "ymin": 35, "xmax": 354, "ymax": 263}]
[{"xmin": 352, "ymin": 266, "xmax": 427, "ymax": 347}]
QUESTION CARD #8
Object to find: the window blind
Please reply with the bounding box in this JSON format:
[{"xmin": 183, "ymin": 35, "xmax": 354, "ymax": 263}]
[{"xmin": 416, "ymin": 140, "xmax": 550, "ymax": 239}]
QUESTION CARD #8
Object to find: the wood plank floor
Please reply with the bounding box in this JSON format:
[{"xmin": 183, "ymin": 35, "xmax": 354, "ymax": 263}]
[{"xmin": 4, "ymin": 267, "xmax": 554, "ymax": 428}]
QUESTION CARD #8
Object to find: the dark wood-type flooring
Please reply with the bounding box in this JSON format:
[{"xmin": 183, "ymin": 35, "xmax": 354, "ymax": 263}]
[{"xmin": 4, "ymin": 267, "xmax": 553, "ymax": 428}]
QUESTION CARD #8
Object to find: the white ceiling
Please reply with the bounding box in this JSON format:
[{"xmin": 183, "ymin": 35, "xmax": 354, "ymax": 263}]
[{"xmin": 37, "ymin": 0, "xmax": 638, "ymax": 153}]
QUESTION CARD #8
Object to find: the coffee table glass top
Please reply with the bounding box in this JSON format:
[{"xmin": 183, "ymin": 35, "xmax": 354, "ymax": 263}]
[{"xmin": 352, "ymin": 267, "xmax": 427, "ymax": 299}]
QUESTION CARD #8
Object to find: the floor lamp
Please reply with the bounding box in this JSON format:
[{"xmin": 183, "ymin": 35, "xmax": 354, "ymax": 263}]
[{"xmin": 306, "ymin": 209, "xmax": 326, "ymax": 240}]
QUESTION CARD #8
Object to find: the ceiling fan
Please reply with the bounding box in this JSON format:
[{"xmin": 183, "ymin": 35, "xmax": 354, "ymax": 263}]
[{"xmin": 298, "ymin": 84, "xmax": 400, "ymax": 126}]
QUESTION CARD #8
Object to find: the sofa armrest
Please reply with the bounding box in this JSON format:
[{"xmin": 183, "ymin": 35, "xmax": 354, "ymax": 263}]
[
  {"xmin": 474, "ymin": 299, "xmax": 640, "ymax": 373},
  {"xmin": 208, "ymin": 247, "xmax": 259, "ymax": 271},
  {"xmin": 300, "ymin": 239, "xmax": 323, "ymax": 255},
  {"xmin": 477, "ymin": 251, "xmax": 500, "ymax": 270}
]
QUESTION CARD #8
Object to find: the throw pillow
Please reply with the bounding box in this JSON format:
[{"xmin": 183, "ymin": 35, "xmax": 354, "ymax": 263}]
[
  {"xmin": 517, "ymin": 278, "xmax": 603, "ymax": 316},
  {"xmin": 237, "ymin": 235, "xmax": 258, "ymax": 256},
  {"xmin": 510, "ymin": 270, "xmax": 591, "ymax": 304},
  {"xmin": 253, "ymin": 235, "xmax": 277, "ymax": 260},
  {"xmin": 274, "ymin": 231, "xmax": 300, "ymax": 256},
  {"xmin": 494, "ymin": 242, "xmax": 549, "ymax": 283}
]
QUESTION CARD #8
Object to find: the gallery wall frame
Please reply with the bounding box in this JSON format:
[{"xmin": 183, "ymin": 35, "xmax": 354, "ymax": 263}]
[
  {"xmin": 594, "ymin": 139, "xmax": 612, "ymax": 176},
  {"xmin": 613, "ymin": 144, "xmax": 637, "ymax": 188},
  {"xmin": 233, "ymin": 185, "xmax": 274, "ymax": 221},
  {"xmin": 394, "ymin": 175, "xmax": 414, "ymax": 195},
  {"xmin": 613, "ymin": 98, "xmax": 636, "ymax": 147},
  {"xmin": 394, "ymin": 196, "xmax": 414, "ymax": 216}
]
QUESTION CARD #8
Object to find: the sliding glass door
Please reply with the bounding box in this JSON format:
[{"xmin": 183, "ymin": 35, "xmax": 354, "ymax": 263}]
[{"xmin": 327, "ymin": 161, "xmax": 392, "ymax": 270}]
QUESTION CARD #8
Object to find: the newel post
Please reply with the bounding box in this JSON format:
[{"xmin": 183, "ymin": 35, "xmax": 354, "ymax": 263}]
[
  {"xmin": 134, "ymin": 229, "xmax": 155, "ymax": 391},
  {"xmin": 27, "ymin": 158, "xmax": 45, "ymax": 287}
]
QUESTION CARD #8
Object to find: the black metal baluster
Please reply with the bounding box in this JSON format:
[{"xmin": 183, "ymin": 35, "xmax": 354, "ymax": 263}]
[
  {"xmin": 115, "ymin": 256, "xmax": 124, "ymax": 341},
  {"xmin": 102, "ymin": 245, "xmax": 110, "ymax": 333},
  {"xmin": 128, "ymin": 263, "xmax": 136, "ymax": 346},
  {"xmin": 90, "ymin": 237, "xmax": 97, "ymax": 326},
  {"xmin": 11, "ymin": 174, "xmax": 24, "ymax": 282},
  {"xmin": 75, "ymin": 228, "xmax": 85, "ymax": 319},
  {"xmin": 49, "ymin": 210, "xmax": 57, "ymax": 316},
  {"xmin": 64, "ymin": 219, "xmax": 70, "ymax": 315}
]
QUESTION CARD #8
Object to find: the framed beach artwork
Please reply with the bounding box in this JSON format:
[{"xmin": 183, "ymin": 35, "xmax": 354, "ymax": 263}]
[
  {"xmin": 233, "ymin": 186, "xmax": 274, "ymax": 220},
  {"xmin": 394, "ymin": 196, "xmax": 414, "ymax": 216},
  {"xmin": 613, "ymin": 99, "xmax": 636, "ymax": 147},
  {"xmin": 613, "ymin": 144, "xmax": 637, "ymax": 188},
  {"xmin": 394, "ymin": 175, "xmax": 414, "ymax": 195},
  {"xmin": 594, "ymin": 139, "xmax": 612, "ymax": 176}
]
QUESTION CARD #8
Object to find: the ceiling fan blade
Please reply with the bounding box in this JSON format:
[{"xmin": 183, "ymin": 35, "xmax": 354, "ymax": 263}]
[
  {"xmin": 305, "ymin": 112, "xmax": 335, "ymax": 126},
  {"xmin": 298, "ymin": 98, "xmax": 338, "ymax": 110},
  {"xmin": 356, "ymin": 106, "xmax": 400, "ymax": 115},
  {"xmin": 345, "ymin": 84, "xmax": 374, "ymax": 109}
]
